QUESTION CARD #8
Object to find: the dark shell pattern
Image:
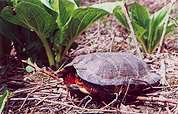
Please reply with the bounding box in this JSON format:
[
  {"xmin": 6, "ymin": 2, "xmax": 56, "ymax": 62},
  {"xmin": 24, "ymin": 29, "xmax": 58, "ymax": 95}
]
[{"xmin": 66, "ymin": 52, "xmax": 161, "ymax": 86}]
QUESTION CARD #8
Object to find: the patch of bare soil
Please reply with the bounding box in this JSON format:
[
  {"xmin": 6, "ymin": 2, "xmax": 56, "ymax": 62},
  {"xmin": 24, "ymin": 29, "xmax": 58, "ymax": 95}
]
[{"xmin": 2, "ymin": 0, "xmax": 178, "ymax": 114}]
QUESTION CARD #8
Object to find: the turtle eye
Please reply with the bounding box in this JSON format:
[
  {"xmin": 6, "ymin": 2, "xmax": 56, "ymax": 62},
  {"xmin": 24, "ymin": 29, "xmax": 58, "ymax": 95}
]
[{"xmin": 75, "ymin": 78, "xmax": 83, "ymax": 86}]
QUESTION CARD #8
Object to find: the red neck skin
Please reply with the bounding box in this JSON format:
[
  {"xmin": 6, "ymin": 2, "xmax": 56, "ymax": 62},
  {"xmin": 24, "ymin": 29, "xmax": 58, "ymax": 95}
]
[
  {"xmin": 63, "ymin": 73, "xmax": 97, "ymax": 95},
  {"xmin": 60, "ymin": 67, "xmax": 113, "ymax": 100},
  {"xmin": 63, "ymin": 73, "xmax": 118, "ymax": 102}
]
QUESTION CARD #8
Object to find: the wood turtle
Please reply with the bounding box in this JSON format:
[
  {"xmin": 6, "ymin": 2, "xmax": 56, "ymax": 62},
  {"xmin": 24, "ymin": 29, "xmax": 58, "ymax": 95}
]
[{"xmin": 58, "ymin": 52, "xmax": 160, "ymax": 100}]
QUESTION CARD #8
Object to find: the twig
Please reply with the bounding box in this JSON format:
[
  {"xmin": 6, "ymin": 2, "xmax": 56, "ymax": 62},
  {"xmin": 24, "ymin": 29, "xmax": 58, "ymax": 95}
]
[
  {"xmin": 78, "ymin": 95, "xmax": 90, "ymax": 107},
  {"xmin": 77, "ymin": 96, "xmax": 92, "ymax": 114},
  {"xmin": 13, "ymin": 87, "xmax": 36, "ymax": 94},
  {"xmin": 136, "ymin": 96, "xmax": 178, "ymax": 105},
  {"xmin": 165, "ymin": 107, "xmax": 172, "ymax": 114},
  {"xmin": 39, "ymin": 98, "xmax": 143, "ymax": 113},
  {"xmin": 152, "ymin": 85, "xmax": 178, "ymax": 89},
  {"xmin": 10, "ymin": 95, "xmax": 64, "ymax": 101},
  {"xmin": 121, "ymin": 2, "xmax": 142, "ymax": 58},
  {"xmin": 121, "ymin": 80, "xmax": 131, "ymax": 103},
  {"xmin": 22, "ymin": 60, "xmax": 62, "ymax": 82},
  {"xmin": 18, "ymin": 85, "xmax": 41, "ymax": 111},
  {"xmin": 160, "ymin": 59, "xmax": 169, "ymax": 86},
  {"xmin": 78, "ymin": 95, "xmax": 92, "ymax": 108},
  {"xmin": 83, "ymin": 96, "xmax": 92, "ymax": 108},
  {"xmin": 35, "ymin": 96, "xmax": 47, "ymax": 106},
  {"xmin": 157, "ymin": 0, "xmax": 177, "ymax": 54},
  {"xmin": 174, "ymin": 105, "xmax": 178, "ymax": 114},
  {"xmin": 158, "ymin": 108, "xmax": 162, "ymax": 114},
  {"xmin": 101, "ymin": 93, "xmax": 119, "ymax": 109},
  {"xmin": 10, "ymin": 97, "xmax": 144, "ymax": 114},
  {"xmin": 170, "ymin": 17, "xmax": 178, "ymax": 27}
]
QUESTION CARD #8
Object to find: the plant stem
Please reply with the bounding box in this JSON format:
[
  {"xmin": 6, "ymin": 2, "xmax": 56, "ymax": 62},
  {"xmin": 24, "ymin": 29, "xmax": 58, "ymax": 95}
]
[
  {"xmin": 157, "ymin": 0, "xmax": 176, "ymax": 54},
  {"xmin": 37, "ymin": 32, "xmax": 55, "ymax": 66},
  {"xmin": 121, "ymin": 2, "xmax": 142, "ymax": 58}
]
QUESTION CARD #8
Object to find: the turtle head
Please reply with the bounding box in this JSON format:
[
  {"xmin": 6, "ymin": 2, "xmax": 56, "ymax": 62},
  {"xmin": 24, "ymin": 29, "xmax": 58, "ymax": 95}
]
[
  {"xmin": 68, "ymin": 84, "xmax": 90, "ymax": 95},
  {"xmin": 57, "ymin": 66, "xmax": 91, "ymax": 95}
]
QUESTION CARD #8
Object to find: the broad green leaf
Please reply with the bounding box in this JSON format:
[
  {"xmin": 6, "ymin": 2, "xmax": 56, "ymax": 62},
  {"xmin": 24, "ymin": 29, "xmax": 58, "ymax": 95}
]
[
  {"xmin": 151, "ymin": 3, "xmax": 169, "ymax": 26},
  {"xmin": 40, "ymin": 0, "xmax": 52, "ymax": 9},
  {"xmin": 58, "ymin": 0, "xmax": 78, "ymax": 26},
  {"xmin": 130, "ymin": 3, "xmax": 150, "ymax": 29},
  {"xmin": 113, "ymin": 6, "xmax": 128, "ymax": 28},
  {"xmin": 0, "ymin": 17, "xmax": 22, "ymax": 46},
  {"xmin": 74, "ymin": 0, "xmax": 80, "ymax": 7},
  {"xmin": 0, "ymin": 90, "xmax": 9, "ymax": 113},
  {"xmin": 1, "ymin": 1, "xmax": 57, "ymax": 65},
  {"xmin": 64, "ymin": 8, "xmax": 108, "ymax": 44},
  {"xmin": 0, "ymin": 17, "xmax": 47, "ymax": 65},
  {"xmin": 54, "ymin": 7, "xmax": 108, "ymax": 55},
  {"xmin": 132, "ymin": 22, "xmax": 146, "ymax": 40},
  {"xmin": 16, "ymin": 0, "xmax": 45, "ymax": 9},
  {"xmin": 150, "ymin": 25, "xmax": 160, "ymax": 53},
  {"xmin": 132, "ymin": 22, "xmax": 147, "ymax": 52},
  {"xmin": 48, "ymin": 0, "xmax": 78, "ymax": 27},
  {"xmin": 146, "ymin": 4, "xmax": 169, "ymax": 53},
  {"xmin": 91, "ymin": 1, "xmax": 122, "ymax": 13},
  {"xmin": 1, "ymin": 2, "xmax": 56, "ymax": 36},
  {"xmin": 113, "ymin": 2, "xmax": 175, "ymax": 54}
]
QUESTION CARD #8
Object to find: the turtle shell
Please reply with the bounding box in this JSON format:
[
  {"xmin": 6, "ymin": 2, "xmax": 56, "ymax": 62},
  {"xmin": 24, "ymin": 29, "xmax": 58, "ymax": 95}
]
[{"xmin": 65, "ymin": 52, "xmax": 160, "ymax": 86}]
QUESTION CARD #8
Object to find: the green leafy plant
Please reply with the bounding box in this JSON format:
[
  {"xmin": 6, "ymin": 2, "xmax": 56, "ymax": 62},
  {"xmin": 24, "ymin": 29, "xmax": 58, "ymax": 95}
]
[
  {"xmin": 0, "ymin": 0, "xmax": 48, "ymax": 68},
  {"xmin": 1, "ymin": 0, "xmax": 58, "ymax": 66},
  {"xmin": 0, "ymin": 0, "xmax": 11, "ymax": 63},
  {"xmin": 114, "ymin": 2, "xmax": 177, "ymax": 53},
  {"xmin": 0, "ymin": 90, "xmax": 9, "ymax": 113},
  {"xmin": 1, "ymin": 0, "xmax": 114, "ymax": 67}
]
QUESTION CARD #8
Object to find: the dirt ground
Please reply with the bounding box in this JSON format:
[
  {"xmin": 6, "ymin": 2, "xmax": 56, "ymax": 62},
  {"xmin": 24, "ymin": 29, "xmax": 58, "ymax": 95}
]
[{"xmin": 1, "ymin": 0, "xmax": 178, "ymax": 114}]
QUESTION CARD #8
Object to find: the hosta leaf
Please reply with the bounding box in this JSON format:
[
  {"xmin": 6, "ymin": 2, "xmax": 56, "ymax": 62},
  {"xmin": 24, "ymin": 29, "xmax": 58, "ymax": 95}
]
[
  {"xmin": 54, "ymin": 7, "xmax": 108, "ymax": 51},
  {"xmin": 0, "ymin": 17, "xmax": 47, "ymax": 65},
  {"xmin": 91, "ymin": 1, "xmax": 122, "ymax": 13},
  {"xmin": 150, "ymin": 26, "xmax": 160, "ymax": 53},
  {"xmin": 74, "ymin": 0, "xmax": 80, "ymax": 7},
  {"xmin": 113, "ymin": 2, "xmax": 176, "ymax": 54},
  {"xmin": 132, "ymin": 22, "xmax": 147, "ymax": 52},
  {"xmin": 147, "ymin": 3, "xmax": 169, "ymax": 53},
  {"xmin": 58, "ymin": 0, "xmax": 78, "ymax": 26},
  {"xmin": 0, "ymin": 17, "xmax": 22, "ymax": 46},
  {"xmin": 1, "ymin": 0, "xmax": 57, "ymax": 65},
  {"xmin": 0, "ymin": 90, "xmax": 9, "ymax": 113},
  {"xmin": 64, "ymin": 8, "xmax": 108, "ymax": 44},
  {"xmin": 17, "ymin": 0, "xmax": 45, "ymax": 9},
  {"xmin": 47, "ymin": 0, "xmax": 78, "ymax": 27},
  {"xmin": 113, "ymin": 6, "xmax": 128, "ymax": 28},
  {"xmin": 132, "ymin": 22, "xmax": 146, "ymax": 40},
  {"xmin": 40, "ymin": 0, "xmax": 52, "ymax": 9},
  {"xmin": 130, "ymin": 3, "xmax": 150, "ymax": 29},
  {"xmin": 1, "ymin": 1, "xmax": 56, "ymax": 37},
  {"xmin": 151, "ymin": 3, "xmax": 169, "ymax": 26}
]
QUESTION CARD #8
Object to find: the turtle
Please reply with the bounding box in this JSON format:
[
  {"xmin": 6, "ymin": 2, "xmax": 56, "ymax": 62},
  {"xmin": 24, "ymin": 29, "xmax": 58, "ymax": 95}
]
[{"xmin": 58, "ymin": 52, "xmax": 160, "ymax": 101}]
